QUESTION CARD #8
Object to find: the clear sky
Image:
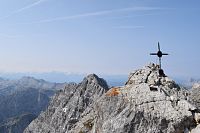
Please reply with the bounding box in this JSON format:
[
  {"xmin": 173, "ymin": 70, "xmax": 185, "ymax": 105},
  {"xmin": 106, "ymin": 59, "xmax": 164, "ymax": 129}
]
[{"xmin": 0, "ymin": 0, "xmax": 199, "ymax": 78}]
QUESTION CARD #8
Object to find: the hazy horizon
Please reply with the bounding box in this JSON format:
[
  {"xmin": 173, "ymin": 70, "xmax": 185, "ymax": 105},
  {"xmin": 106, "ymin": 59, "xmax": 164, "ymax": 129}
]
[
  {"xmin": 0, "ymin": 70, "xmax": 197, "ymax": 85},
  {"xmin": 0, "ymin": 0, "xmax": 200, "ymax": 78}
]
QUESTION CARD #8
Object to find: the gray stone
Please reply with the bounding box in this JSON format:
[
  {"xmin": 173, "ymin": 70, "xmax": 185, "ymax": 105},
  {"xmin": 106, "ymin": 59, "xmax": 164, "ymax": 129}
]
[{"xmin": 24, "ymin": 64, "xmax": 200, "ymax": 133}]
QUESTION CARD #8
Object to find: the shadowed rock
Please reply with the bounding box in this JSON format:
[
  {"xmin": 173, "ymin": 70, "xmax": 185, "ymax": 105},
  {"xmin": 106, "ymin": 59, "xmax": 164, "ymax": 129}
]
[{"xmin": 0, "ymin": 113, "xmax": 36, "ymax": 133}]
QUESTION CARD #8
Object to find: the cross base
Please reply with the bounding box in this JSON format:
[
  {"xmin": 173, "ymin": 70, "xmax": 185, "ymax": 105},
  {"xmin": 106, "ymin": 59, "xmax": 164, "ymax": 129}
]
[{"xmin": 159, "ymin": 69, "xmax": 166, "ymax": 77}]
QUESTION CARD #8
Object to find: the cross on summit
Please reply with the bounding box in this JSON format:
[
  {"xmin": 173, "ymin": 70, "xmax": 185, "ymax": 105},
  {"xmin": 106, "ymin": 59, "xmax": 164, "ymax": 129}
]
[{"xmin": 150, "ymin": 42, "xmax": 169, "ymax": 76}]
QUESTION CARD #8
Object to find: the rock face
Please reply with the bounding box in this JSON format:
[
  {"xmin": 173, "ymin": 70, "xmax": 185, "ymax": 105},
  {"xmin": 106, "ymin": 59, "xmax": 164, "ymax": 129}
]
[
  {"xmin": 189, "ymin": 83, "xmax": 200, "ymax": 109},
  {"xmin": 24, "ymin": 74, "xmax": 109, "ymax": 133},
  {"xmin": 24, "ymin": 64, "xmax": 200, "ymax": 133}
]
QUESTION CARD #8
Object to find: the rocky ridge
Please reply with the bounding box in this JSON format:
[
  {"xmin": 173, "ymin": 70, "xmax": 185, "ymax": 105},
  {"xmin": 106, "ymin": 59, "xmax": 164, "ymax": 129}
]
[
  {"xmin": 24, "ymin": 64, "xmax": 200, "ymax": 133},
  {"xmin": 24, "ymin": 74, "xmax": 109, "ymax": 133}
]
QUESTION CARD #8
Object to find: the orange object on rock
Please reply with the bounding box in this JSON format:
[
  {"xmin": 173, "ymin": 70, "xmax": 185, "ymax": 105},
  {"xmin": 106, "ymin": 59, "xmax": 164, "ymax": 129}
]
[{"xmin": 106, "ymin": 87, "xmax": 120, "ymax": 96}]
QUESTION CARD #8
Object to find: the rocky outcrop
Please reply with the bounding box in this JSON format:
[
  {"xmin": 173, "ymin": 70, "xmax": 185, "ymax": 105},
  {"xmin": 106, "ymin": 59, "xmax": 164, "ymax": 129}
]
[
  {"xmin": 189, "ymin": 83, "xmax": 200, "ymax": 109},
  {"xmin": 24, "ymin": 74, "xmax": 109, "ymax": 133},
  {"xmin": 24, "ymin": 64, "xmax": 200, "ymax": 133}
]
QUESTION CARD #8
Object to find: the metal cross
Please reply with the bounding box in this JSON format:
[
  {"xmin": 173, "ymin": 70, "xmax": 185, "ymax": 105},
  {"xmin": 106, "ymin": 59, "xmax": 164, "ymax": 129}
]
[{"xmin": 150, "ymin": 42, "xmax": 169, "ymax": 69}]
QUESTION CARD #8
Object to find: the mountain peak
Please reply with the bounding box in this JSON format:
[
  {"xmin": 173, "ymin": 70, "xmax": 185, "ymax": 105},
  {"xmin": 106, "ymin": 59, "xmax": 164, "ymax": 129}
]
[
  {"xmin": 126, "ymin": 63, "xmax": 177, "ymax": 88},
  {"xmin": 24, "ymin": 64, "xmax": 200, "ymax": 133},
  {"xmin": 83, "ymin": 73, "xmax": 109, "ymax": 89},
  {"xmin": 85, "ymin": 74, "xmax": 100, "ymax": 83},
  {"xmin": 19, "ymin": 76, "xmax": 40, "ymax": 82}
]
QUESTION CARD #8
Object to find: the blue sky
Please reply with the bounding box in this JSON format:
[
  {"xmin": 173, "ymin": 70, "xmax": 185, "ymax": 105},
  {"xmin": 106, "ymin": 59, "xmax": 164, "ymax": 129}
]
[{"xmin": 0, "ymin": 0, "xmax": 199, "ymax": 78}]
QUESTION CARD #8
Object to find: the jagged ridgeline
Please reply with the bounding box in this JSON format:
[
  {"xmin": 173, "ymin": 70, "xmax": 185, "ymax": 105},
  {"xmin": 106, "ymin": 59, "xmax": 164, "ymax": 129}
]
[{"xmin": 24, "ymin": 64, "xmax": 200, "ymax": 133}]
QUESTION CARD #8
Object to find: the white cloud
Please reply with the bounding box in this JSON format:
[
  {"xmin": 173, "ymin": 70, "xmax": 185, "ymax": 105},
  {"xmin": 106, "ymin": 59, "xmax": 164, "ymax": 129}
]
[
  {"xmin": 0, "ymin": 0, "xmax": 48, "ymax": 20},
  {"xmin": 14, "ymin": 0, "xmax": 48, "ymax": 13},
  {"xmin": 20, "ymin": 6, "xmax": 161, "ymax": 24}
]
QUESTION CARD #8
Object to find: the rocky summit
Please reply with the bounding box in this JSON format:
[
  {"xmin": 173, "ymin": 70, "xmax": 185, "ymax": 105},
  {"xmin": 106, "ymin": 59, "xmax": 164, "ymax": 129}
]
[{"xmin": 24, "ymin": 64, "xmax": 200, "ymax": 133}]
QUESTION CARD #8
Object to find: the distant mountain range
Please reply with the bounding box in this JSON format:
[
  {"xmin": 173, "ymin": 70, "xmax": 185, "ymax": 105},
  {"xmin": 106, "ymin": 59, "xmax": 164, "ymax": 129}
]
[
  {"xmin": 0, "ymin": 72, "xmax": 128, "ymax": 87},
  {"xmin": 0, "ymin": 76, "xmax": 67, "ymax": 133},
  {"xmin": 0, "ymin": 72, "xmax": 83, "ymax": 83}
]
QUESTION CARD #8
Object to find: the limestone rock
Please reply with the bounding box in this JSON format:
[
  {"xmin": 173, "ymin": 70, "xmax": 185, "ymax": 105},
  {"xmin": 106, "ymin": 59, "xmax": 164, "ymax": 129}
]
[
  {"xmin": 24, "ymin": 64, "xmax": 200, "ymax": 133},
  {"xmin": 189, "ymin": 83, "xmax": 200, "ymax": 109},
  {"xmin": 24, "ymin": 74, "xmax": 109, "ymax": 133},
  {"xmin": 191, "ymin": 124, "xmax": 200, "ymax": 133}
]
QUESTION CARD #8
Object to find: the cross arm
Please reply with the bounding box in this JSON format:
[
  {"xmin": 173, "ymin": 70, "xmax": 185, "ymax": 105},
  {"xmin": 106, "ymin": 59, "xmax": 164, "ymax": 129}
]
[
  {"xmin": 162, "ymin": 53, "xmax": 169, "ymax": 55},
  {"xmin": 150, "ymin": 53, "xmax": 157, "ymax": 55}
]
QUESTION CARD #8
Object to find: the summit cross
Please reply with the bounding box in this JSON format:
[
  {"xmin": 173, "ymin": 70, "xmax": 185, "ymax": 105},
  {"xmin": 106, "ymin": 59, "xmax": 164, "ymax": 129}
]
[{"xmin": 150, "ymin": 42, "xmax": 169, "ymax": 69}]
